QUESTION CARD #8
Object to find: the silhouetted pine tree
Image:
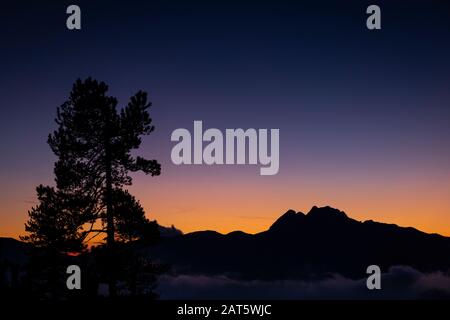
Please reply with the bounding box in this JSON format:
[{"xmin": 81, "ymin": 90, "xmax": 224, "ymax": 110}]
[{"xmin": 22, "ymin": 78, "xmax": 161, "ymax": 297}]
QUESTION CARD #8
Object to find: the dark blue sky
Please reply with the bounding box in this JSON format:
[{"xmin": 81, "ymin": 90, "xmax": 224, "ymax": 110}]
[{"xmin": 1, "ymin": 0, "xmax": 450, "ymax": 236}]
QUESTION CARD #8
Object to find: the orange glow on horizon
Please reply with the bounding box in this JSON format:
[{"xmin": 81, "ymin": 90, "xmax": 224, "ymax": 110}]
[{"xmin": 1, "ymin": 165, "xmax": 449, "ymax": 240}]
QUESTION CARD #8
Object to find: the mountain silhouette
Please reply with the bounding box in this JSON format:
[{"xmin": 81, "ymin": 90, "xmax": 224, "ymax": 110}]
[
  {"xmin": 2, "ymin": 206, "xmax": 450, "ymax": 282},
  {"xmin": 145, "ymin": 206, "xmax": 450, "ymax": 280},
  {"xmin": 0, "ymin": 237, "xmax": 31, "ymax": 266}
]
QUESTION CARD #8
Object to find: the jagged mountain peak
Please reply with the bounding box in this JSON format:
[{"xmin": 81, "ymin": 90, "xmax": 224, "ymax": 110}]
[
  {"xmin": 306, "ymin": 206, "xmax": 349, "ymax": 221},
  {"xmin": 269, "ymin": 209, "xmax": 305, "ymax": 231}
]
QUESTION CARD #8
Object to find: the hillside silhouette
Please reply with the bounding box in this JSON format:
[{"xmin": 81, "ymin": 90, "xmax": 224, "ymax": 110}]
[
  {"xmin": 2, "ymin": 206, "xmax": 450, "ymax": 285},
  {"xmin": 145, "ymin": 206, "xmax": 450, "ymax": 280}
]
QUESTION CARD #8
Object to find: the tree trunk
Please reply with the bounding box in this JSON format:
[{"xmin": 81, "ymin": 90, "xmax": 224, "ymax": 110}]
[{"xmin": 105, "ymin": 140, "xmax": 117, "ymax": 297}]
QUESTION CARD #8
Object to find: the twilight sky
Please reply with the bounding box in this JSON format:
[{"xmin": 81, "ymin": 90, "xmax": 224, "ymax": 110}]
[{"xmin": 0, "ymin": 0, "xmax": 449, "ymax": 239}]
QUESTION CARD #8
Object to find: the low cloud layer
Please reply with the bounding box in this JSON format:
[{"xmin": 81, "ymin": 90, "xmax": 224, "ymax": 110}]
[{"xmin": 157, "ymin": 266, "xmax": 450, "ymax": 299}]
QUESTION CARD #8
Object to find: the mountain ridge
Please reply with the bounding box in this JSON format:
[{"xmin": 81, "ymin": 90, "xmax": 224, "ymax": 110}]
[
  {"xmin": 2, "ymin": 206, "xmax": 450, "ymax": 281},
  {"xmin": 180, "ymin": 206, "xmax": 443, "ymax": 239},
  {"xmin": 145, "ymin": 206, "xmax": 450, "ymax": 280}
]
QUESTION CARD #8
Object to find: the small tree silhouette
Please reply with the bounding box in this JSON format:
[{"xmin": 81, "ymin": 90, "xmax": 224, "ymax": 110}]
[
  {"xmin": 22, "ymin": 185, "xmax": 87, "ymax": 253},
  {"xmin": 21, "ymin": 78, "xmax": 161, "ymax": 297}
]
